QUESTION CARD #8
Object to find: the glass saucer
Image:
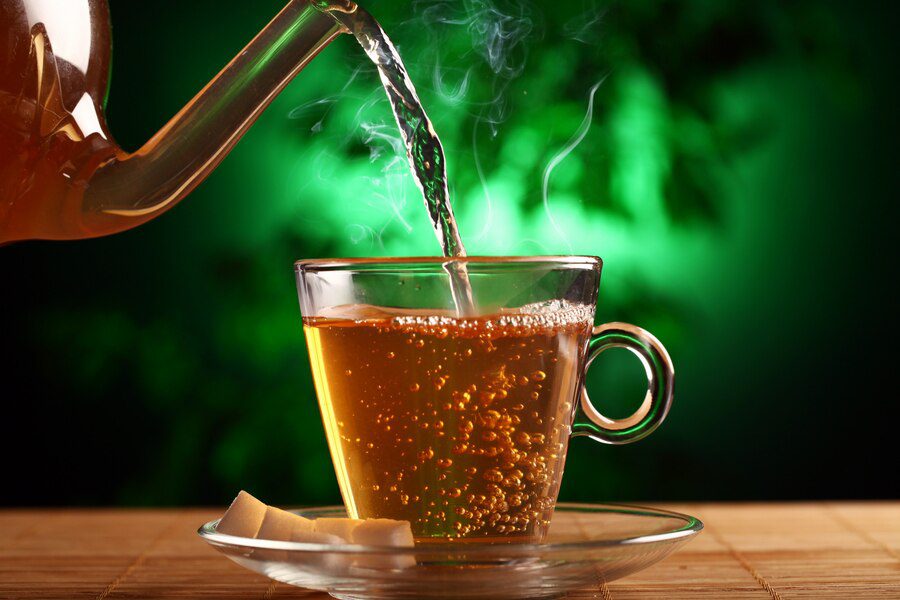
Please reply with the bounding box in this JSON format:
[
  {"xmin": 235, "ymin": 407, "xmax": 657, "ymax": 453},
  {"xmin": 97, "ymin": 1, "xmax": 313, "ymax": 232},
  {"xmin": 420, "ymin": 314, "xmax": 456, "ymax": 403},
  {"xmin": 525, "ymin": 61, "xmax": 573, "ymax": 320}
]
[{"xmin": 198, "ymin": 502, "xmax": 702, "ymax": 600}]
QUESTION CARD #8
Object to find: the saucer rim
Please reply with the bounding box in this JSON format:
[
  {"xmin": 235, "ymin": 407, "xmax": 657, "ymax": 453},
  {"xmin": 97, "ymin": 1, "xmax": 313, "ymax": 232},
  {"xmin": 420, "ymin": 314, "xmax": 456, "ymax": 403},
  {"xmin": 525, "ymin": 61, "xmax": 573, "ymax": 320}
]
[{"xmin": 197, "ymin": 501, "xmax": 703, "ymax": 555}]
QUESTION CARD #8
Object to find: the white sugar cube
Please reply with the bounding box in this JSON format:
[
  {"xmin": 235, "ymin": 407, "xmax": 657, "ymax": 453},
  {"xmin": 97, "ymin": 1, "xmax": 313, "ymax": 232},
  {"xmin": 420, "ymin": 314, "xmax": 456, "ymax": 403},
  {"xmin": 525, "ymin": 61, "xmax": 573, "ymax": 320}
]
[
  {"xmin": 291, "ymin": 528, "xmax": 341, "ymax": 544},
  {"xmin": 351, "ymin": 518, "xmax": 415, "ymax": 569},
  {"xmin": 314, "ymin": 517, "xmax": 364, "ymax": 542},
  {"xmin": 351, "ymin": 518, "xmax": 415, "ymax": 547},
  {"xmin": 290, "ymin": 512, "xmax": 316, "ymax": 538},
  {"xmin": 216, "ymin": 490, "xmax": 267, "ymax": 538},
  {"xmin": 256, "ymin": 505, "xmax": 315, "ymax": 541},
  {"xmin": 253, "ymin": 506, "xmax": 317, "ymax": 563},
  {"xmin": 293, "ymin": 530, "xmax": 350, "ymax": 572},
  {"xmin": 215, "ymin": 492, "xmax": 415, "ymax": 572}
]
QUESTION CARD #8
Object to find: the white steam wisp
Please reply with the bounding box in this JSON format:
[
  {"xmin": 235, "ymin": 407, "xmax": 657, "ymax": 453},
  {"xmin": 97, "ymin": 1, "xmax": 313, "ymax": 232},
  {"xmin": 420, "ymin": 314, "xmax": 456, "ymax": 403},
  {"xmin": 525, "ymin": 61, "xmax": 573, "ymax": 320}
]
[{"xmin": 541, "ymin": 79, "xmax": 605, "ymax": 254}]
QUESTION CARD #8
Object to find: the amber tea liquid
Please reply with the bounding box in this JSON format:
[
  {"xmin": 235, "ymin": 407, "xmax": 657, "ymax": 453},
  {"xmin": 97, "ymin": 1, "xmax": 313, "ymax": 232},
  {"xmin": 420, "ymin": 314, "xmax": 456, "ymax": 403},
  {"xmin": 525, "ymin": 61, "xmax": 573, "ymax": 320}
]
[{"xmin": 305, "ymin": 303, "xmax": 592, "ymax": 542}]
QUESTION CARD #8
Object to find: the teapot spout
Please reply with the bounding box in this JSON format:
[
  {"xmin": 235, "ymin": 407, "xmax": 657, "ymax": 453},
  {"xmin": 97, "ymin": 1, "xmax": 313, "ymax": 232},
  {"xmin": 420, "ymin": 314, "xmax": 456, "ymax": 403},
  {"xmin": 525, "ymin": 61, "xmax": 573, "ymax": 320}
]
[{"xmin": 80, "ymin": 1, "xmax": 343, "ymax": 234}]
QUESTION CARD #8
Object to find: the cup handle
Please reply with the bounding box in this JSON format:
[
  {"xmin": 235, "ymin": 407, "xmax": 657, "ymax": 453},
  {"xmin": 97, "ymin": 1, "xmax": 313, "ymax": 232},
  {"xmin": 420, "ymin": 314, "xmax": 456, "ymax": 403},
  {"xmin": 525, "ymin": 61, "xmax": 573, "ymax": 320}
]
[{"xmin": 572, "ymin": 322, "xmax": 675, "ymax": 445}]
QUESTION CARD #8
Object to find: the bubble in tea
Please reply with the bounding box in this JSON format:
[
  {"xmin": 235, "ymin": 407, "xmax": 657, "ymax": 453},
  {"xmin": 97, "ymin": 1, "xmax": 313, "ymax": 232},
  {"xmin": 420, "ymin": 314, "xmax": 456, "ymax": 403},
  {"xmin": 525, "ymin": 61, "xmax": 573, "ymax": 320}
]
[{"xmin": 304, "ymin": 301, "xmax": 592, "ymax": 543}]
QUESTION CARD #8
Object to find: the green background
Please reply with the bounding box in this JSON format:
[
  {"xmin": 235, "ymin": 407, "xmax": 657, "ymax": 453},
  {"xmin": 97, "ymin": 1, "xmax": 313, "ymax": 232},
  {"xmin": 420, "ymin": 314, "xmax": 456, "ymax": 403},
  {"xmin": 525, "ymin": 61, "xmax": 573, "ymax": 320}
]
[{"xmin": 2, "ymin": 0, "xmax": 897, "ymax": 506}]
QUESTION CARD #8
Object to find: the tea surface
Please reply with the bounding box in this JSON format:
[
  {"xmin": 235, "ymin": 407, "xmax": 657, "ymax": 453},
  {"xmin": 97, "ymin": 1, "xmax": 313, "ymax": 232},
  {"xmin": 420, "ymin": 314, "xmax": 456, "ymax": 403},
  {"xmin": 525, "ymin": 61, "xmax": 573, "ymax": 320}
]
[{"xmin": 304, "ymin": 302, "xmax": 592, "ymax": 542}]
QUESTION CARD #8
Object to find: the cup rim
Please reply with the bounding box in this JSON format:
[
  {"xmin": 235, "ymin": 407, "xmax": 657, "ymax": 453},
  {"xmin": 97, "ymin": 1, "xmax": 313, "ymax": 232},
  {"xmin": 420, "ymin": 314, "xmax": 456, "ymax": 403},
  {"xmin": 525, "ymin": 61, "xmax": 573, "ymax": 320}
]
[{"xmin": 295, "ymin": 255, "xmax": 601, "ymax": 273}]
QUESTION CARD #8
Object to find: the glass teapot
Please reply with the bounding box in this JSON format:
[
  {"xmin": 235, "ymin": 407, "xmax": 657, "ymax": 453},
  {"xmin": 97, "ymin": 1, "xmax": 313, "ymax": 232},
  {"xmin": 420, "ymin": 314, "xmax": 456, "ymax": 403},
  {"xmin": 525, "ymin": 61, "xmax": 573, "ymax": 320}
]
[{"xmin": 0, "ymin": 0, "xmax": 353, "ymax": 244}]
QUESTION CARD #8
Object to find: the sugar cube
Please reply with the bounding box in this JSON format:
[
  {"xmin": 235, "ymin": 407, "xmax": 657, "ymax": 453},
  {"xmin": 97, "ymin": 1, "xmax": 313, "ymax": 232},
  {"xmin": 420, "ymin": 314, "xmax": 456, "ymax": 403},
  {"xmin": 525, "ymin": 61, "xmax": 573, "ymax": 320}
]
[
  {"xmin": 293, "ymin": 530, "xmax": 349, "ymax": 572},
  {"xmin": 314, "ymin": 517, "xmax": 364, "ymax": 542},
  {"xmin": 256, "ymin": 505, "xmax": 314, "ymax": 541},
  {"xmin": 216, "ymin": 490, "xmax": 267, "ymax": 538},
  {"xmin": 351, "ymin": 518, "xmax": 415, "ymax": 569}
]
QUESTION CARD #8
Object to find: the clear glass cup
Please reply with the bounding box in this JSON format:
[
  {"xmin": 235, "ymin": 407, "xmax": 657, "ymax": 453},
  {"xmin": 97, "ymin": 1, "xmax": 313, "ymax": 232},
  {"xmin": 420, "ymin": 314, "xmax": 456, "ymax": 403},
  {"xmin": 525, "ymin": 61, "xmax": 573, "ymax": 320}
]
[{"xmin": 294, "ymin": 256, "xmax": 674, "ymax": 543}]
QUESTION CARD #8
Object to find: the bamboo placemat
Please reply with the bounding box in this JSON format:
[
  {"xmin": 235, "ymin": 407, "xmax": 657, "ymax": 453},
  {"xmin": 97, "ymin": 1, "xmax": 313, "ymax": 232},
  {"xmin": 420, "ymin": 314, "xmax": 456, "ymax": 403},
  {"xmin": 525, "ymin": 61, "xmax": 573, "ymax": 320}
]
[{"xmin": 1, "ymin": 503, "xmax": 898, "ymax": 599}]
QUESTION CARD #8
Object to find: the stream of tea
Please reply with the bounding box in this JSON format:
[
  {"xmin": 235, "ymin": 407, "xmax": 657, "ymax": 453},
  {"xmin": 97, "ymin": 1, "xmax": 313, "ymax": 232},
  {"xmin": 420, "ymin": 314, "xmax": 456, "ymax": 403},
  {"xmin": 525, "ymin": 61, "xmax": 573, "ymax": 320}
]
[{"xmin": 318, "ymin": 2, "xmax": 475, "ymax": 314}]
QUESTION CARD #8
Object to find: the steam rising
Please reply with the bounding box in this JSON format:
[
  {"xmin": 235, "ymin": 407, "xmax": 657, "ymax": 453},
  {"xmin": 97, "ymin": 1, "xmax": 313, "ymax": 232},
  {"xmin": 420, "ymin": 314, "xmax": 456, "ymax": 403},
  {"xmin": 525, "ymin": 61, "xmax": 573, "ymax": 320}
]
[
  {"xmin": 359, "ymin": 121, "xmax": 414, "ymax": 234},
  {"xmin": 563, "ymin": 2, "xmax": 607, "ymax": 45},
  {"xmin": 416, "ymin": 0, "xmax": 538, "ymax": 133},
  {"xmin": 289, "ymin": 67, "xmax": 362, "ymax": 132},
  {"xmin": 290, "ymin": 59, "xmax": 416, "ymax": 250},
  {"xmin": 432, "ymin": 60, "xmax": 473, "ymax": 105},
  {"xmin": 542, "ymin": 80, "xmax": 604, "ymax": 253},
  {"xmin": 471, "ymin": 118, "xmax": 494, "ymax": 242},
  {"xmin": 292, "ymin": 0, "xmax": 610, "ymax": 255},
  {"xmin": 415, "ymin": 0, "xmax": 539, "ymax": 244}
]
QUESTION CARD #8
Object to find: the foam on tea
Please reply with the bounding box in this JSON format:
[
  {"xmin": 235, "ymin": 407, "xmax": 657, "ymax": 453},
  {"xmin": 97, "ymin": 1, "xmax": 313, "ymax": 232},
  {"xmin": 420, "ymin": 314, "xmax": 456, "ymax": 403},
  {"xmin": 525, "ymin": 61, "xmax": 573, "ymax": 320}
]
[{"xmin": 304, "ymin": 301, "xmax": 593, "ymax": 542}]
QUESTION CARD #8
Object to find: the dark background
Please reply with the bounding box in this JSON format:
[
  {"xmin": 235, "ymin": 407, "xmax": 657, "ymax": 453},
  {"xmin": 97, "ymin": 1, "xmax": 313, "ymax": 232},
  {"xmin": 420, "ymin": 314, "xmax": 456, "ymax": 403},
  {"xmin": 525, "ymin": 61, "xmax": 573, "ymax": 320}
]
[{"xmin": 2, "ymin": 0, "xmax": 897, "ymax": 507}]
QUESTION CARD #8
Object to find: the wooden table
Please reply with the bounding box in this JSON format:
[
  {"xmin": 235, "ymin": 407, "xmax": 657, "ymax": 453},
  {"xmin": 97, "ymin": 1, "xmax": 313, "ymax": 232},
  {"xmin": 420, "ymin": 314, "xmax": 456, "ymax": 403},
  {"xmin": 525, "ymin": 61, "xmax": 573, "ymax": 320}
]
[{"xmin": 1, "ymin": 503, "xmax": 898, "ymax": 599}]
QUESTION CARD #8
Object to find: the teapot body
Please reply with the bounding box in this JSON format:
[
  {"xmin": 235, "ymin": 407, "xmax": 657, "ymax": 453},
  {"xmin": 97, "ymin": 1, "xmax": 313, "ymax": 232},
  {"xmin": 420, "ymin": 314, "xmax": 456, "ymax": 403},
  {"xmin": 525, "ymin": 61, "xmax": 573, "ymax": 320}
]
[
  {"xmin": 1, "ymin": 0, "xmax": 112, "ymax": 112},
  {"xmin": 0, "ymin": 0, "xmax": 118, "ymax": 241},
  {"xmin": 0, "ymin": 0, "xmax": 343, "ymax": 243}
]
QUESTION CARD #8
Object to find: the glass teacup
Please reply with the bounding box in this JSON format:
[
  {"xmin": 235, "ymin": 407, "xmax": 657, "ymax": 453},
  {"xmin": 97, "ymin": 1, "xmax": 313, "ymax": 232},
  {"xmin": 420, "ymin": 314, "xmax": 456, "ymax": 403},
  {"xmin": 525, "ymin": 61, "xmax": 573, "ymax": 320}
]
[{"xmin": 295, "ymin": 257, "xmax": 674, "ymax": 543}]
